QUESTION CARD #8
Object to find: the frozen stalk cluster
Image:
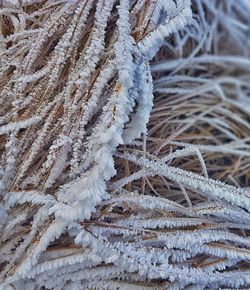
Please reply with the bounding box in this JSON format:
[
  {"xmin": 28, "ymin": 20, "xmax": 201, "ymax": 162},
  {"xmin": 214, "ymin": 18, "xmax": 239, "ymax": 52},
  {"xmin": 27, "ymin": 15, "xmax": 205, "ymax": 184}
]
[{"xmin": 0, "ymin": 0, "xmax": 250, "ymax": 289}]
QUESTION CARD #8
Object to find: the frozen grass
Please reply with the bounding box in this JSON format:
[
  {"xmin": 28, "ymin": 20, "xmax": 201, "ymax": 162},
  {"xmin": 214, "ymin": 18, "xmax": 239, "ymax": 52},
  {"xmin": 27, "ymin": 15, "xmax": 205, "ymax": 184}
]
[{"xmin": 0, "ymin": 0, "xmax": 249, "ymax": 289}]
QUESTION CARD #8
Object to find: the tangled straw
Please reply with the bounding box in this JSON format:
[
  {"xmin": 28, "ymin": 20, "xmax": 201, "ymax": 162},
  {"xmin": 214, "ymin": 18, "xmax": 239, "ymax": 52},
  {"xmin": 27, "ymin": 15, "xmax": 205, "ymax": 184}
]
[{"xmin": 0, "ymin": 0, "xmax": 250, "ymax": 289}]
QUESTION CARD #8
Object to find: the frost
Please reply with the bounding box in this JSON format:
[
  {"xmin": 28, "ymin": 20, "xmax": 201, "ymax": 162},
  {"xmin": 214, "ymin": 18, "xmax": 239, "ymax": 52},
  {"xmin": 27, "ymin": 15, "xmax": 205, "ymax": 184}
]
[{"xmin": 1, "ymin": 0, "xmax": 250, "ymax": 289}]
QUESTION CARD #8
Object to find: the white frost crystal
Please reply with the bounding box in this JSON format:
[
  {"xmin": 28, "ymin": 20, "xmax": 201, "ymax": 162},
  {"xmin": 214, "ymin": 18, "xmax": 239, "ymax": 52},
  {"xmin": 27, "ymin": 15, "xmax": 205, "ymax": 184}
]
[{"xmin": 0, "ymin": 0, "xmax": 250, "ymax": 289}]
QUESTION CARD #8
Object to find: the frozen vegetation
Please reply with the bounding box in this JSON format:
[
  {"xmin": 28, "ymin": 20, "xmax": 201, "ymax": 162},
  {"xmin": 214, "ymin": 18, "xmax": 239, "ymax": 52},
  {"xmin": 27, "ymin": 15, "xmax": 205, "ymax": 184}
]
[{"xmin": 0, "ymin": 0, "xmax": 250, "ymax": 289}]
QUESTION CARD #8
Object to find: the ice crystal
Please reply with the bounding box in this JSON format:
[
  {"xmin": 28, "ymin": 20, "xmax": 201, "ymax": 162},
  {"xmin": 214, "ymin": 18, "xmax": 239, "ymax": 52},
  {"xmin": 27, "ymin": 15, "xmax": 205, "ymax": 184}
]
[{"xmin": 0, "ymin": 0, "xmax": 250, "ymax": 289}]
